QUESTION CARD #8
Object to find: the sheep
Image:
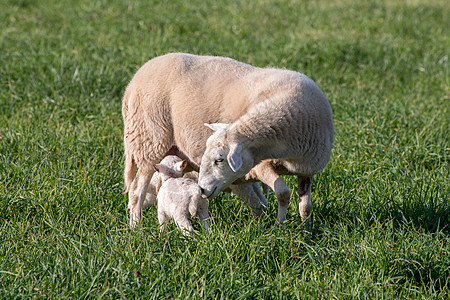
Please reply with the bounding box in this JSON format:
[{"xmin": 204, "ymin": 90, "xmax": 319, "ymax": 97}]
[
  {"xmin": 154, "ymin": 155, "xmax": 210, "ymax": 235},
  {"xmin": 123, "ymin": 53, "xmax": 269, "ymax": 227},
  {"xmin": 122, "ymin": 53, "xmax": 332, "ymax": 228},
  {"xmin": 198, "ymin": 72, "xmax": 334, "ymax": 229}
]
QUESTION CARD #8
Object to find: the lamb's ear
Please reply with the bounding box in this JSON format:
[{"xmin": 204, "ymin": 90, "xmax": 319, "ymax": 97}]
[
  {"xmin": 204, "ymin": 123, "xmax": 229, "ymax": 132},
  {"xmin": 154, "ymin": 164, "xmax": 167, "ymax": 174},
  {"xmin": 177, "ymin": 160, "xmax": 187, "ymax": 172},
  {"xmin": 227, "ymin": 143, "xmax": 243, "ymax": 172}
]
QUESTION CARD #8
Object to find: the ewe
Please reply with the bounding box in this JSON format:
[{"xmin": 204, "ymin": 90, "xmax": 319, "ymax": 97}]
[
  {"xmin": 154, "ymin": 155, "xmax": 210, "ymax": 235},
  {"xmin": 198, "ymin": 70, "xmax": 334, "ymax": 229},
  {"xmin": 123, "ymin": 53, "xmax": 334, "ymax": 229}
]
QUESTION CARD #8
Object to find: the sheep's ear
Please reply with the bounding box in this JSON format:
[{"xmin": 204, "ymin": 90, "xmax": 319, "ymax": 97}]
[
  {"xmin": 227, "ymin": 143, "xmax": 243, "ymax": 172},
  {"xmin": 204, "ymin": 123, "xmax": 229, "ymax": 132}
]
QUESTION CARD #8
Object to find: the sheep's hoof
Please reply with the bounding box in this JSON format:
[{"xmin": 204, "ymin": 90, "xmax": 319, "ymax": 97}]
[
  {"xmin": 129, "ymin": 222, "xmax": 138, "ymax": 229},
  {"xmin": 300, "ymin": 220, "xmax": 312, "ymax": 235},
  {"xmin": 250, "ymin": 205, "xmax": 267, "ymax": 217},
  {"xmin": 272, "ymin": 219, "xmax": 286, "ymax": 229},
  {"xmin": 129, "ymin": 216, "xmax": 141, "ymax": 229}
]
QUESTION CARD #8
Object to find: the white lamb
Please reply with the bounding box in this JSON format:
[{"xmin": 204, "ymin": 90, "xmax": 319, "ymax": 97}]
[
  {"xmin": 154, "ymin": 155, "xmax": 210, "ymax": 235},
  {"xmin": 139, "ymin": 156, "xmax": 200, "ymax": 211},
  {"xmin": 140, "ymin": 165, "xmax": 199, "ymax": 210}
]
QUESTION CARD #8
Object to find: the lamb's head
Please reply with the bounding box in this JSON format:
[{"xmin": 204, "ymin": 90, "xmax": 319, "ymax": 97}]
[
  {"xmin": 154, "ymin": 155, "xmax": 187, "ymax": 182},
  {"xmin": 198, "ymin": 123, "xmax": 254, "ymax": 198}
]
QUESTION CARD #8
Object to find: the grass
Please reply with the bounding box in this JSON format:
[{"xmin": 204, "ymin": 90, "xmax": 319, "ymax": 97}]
[{"xmin": 1, "ymin": 0, "xmax": 449, "ymax": 298}]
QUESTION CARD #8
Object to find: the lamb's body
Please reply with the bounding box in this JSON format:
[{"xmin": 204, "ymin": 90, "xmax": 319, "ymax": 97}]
[
  {"xmin": 154, "ymin": 156, "xmax": 210, "ymax": 234},
  {"xmin": 142, "ymin": 168, "xmax": 199, "ymax": 210},
  {"xmin": 123, "ymin": 53, "xmax": 333, "ymax": 227},
  {"xmin": 157, "ymin": 177, "xmax": 210, "ymax": 235}
]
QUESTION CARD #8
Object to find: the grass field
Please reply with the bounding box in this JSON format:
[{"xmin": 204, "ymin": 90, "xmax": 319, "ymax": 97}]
[{"xmin": 1, "ymin": 0, "xmax": 449, "ymax": 298}]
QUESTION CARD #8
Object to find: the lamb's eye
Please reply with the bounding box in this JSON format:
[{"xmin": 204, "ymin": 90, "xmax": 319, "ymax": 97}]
[{"xmin": 214, "ymin": 159, "xmax": 224, "ymax": 165}]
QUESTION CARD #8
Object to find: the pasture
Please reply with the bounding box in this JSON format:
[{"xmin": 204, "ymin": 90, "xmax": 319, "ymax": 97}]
[{"xmin": 1, "ymin": 0, "xmax": 449, "ymax": 298}]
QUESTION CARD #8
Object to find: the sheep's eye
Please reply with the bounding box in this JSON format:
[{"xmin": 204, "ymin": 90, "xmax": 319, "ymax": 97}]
[{"xmin": 214, "ymin": 159, "xmax": 224, "ymax": 165}]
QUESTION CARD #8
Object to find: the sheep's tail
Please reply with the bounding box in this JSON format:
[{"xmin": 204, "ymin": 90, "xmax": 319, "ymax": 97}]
[
  {"xmin": 123, "ymin": 153, "xmax": 136, "ymax": 194},
  {"xmin": 122, "ymin": 87, "xmax": 136, "ymax": 194}
]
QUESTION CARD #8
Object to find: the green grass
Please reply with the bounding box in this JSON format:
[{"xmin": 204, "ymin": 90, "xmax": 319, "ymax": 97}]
[{"xmin": 1, "ymin": 0, "xmax": 449, "ymax": 298}]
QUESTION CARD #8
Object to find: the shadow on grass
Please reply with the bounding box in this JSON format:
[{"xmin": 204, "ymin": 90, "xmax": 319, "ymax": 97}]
[{"xmin": 314, "ymin": 175, "xmax": 449, "ymax": 235}]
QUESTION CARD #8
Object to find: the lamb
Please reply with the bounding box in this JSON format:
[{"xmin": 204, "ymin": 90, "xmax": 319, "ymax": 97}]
[
  {"xmin": 198, "ymin": 72, "xmax": 334, "ymax": 229},
  {"xmin": 141, "ymin": 163, "xmax": 199, "ymax": 210},
  {"xmin": 122, "ymin": 53, "xmax": 332, "ymax": 228},
  {"xmin": 154, "ymin": 155, "xmax": 210, "ymax": 235}
]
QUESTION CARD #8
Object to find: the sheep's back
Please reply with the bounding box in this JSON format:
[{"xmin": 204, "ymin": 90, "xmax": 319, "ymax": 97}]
[{"xmin": 123, "ymin": 53, "xmax": 333, "ymax": 173}]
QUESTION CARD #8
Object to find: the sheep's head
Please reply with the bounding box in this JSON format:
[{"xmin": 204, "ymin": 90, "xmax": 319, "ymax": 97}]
[{"xmin": 198, "ymin": 123, "xmax": 254, "ymax": 198}]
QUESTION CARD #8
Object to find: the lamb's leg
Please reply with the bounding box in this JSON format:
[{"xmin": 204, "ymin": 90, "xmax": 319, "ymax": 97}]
[
  {"xmin": 251, "ymin": 163, "xmax": 290, "ymax": 223},
  {"xmin": 127, "ymin": 165, "xmax": 154, "ymax": 228},
  {"xmin": 158, "ymin": 209, "xmax": 168, "ymax": 235},
  {"xmin": 197, "ymin": 201, "xmax": 211, "ymax": 233},
  {"xmin": 174, "ymin": 214, "xmax": 195, "ymax": 236},
  {"xmin": 298, "ymin": 176, "xmax": 313, "ymax": 231},
  {"xmin": 230, "ymin": 183, "xmax": 266, "ymax": 216}
]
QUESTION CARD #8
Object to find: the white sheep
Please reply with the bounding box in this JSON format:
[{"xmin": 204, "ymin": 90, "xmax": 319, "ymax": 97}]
[
  {"xmin": 154, "ymin": 155, "xmax": 210, "ymax": 235},
  {"xmin": 123, "ymin": 53, "xmax": 268, "ymax": 227},
  {"xmin": 122, "ymin": 53, "xmax": 333, "ymax": 228},
  {"xmin": 198, "ymin": 72, "xmax": 334, "ymax": 229}
]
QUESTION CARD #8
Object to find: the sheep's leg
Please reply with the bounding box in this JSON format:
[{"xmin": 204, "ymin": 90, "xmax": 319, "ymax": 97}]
[
  {"xmin": 261, "ymin": 183, "xmax": 270, "ymax": 198},
  {"xmin": 143, "ymin": 174, "xmax": 160, "ymax": 209},
  {"xmin": 298, "ymin": 176, "xmax": 313, "ymax": 231},
  {"xmin": 253, "ymin": 182, "xmax": 268, "ymax": 209},
  {"xmin": 230, "ymin": 183, "xmax": 266, "ymax": 216},
  {"xmin": 128, "ymin": 165, "xmax": 154, "ymax": 228},
  {"xmin": 251, "ymin": 163, "xmax": 290, "ymax": 223}
]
